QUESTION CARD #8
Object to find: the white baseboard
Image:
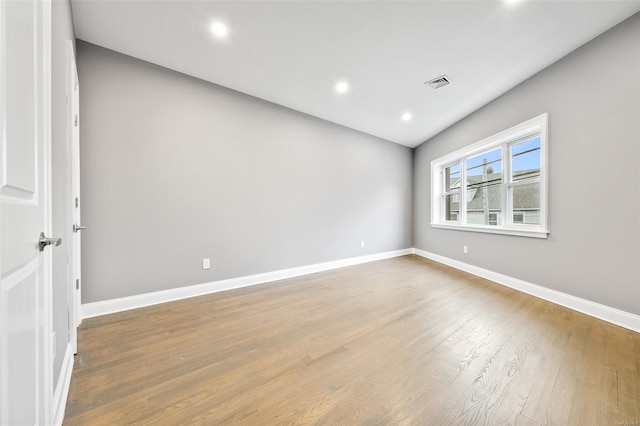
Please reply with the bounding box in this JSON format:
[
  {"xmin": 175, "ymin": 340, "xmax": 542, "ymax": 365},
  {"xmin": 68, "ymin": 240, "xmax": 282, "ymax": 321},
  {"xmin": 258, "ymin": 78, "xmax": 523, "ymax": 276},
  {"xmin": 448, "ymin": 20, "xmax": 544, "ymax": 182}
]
[
  {"xmin": 81, "ymin": 248, "xmax": 413, "ymax": 319},
  {"xmin": 413, "ymin": 248, "xmax": 640, "ymax": 333},
  {"xmin": 53, "ymin": 343, "xmax": 74, "ymax": 426},
  {"xmin": 80, "ymin": 247, "xmax": 639, "ymax": 334}
]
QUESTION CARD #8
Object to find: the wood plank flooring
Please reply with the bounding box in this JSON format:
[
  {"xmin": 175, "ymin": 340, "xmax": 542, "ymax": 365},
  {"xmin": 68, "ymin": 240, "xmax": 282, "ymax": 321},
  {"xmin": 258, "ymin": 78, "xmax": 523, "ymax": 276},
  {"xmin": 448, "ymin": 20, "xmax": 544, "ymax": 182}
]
[{"xmin": 64, "ymin": 255, "xmax": 640, "ymax": 425}]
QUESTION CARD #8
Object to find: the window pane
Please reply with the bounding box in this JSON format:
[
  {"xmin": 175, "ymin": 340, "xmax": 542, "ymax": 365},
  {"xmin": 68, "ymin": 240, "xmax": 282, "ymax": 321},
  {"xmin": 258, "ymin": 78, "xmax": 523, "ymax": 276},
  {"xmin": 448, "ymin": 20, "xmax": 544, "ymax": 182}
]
[
  {"xmin": 512, "ymin": 182, "xmax": 540, "ymax": 224},
  {"xmin": 444, "ymin": 194, "xmax": 459, "ymax": 221},
  {"xmin": 444, "ymin": 162, "xmax": 460, "ymax": 222},
  {"xmin": 512, "ymin": 137, "xmax": 540, "ymax": 182},
  {"xmin": 445, "ymin": 162, "xmax": 461, "ymax": 192},
  {"xmin": 466, "ymin": 148, "xmax": 502, "ymax": 226}
]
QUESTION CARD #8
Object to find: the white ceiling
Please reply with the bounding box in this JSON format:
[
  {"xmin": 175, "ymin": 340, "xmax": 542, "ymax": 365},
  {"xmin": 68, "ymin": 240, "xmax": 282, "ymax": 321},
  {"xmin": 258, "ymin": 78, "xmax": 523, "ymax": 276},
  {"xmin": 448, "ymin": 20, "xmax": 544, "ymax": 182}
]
[{"xmin": 71, "ymin": 1, "xmax": 640, "ymax": 148}]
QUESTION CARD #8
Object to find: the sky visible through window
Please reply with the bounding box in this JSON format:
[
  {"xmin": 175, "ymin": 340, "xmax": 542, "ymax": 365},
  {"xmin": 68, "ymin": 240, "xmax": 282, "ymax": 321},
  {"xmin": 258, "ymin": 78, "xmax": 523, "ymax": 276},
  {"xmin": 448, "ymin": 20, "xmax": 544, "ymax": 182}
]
[
  {"xmin": 467, "ymin": 147, "xmax": 502, "ymax": 176},
  {"xmin": 445, "ymin": 136, "xmax": 540, "ymax": 191},
  {"xmin": 512, "ymin": 137, "xmax": 541, "ymax": 179},
  {"xmin": 465, "ymin": 136, "xmax": 540, "ymax": 181}
]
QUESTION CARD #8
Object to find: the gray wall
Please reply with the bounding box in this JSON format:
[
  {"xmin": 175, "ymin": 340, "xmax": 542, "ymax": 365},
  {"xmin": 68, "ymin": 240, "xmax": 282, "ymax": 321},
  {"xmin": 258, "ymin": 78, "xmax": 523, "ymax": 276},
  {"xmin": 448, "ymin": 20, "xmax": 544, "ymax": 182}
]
[
  {"xmin": 414, "ymin": 13, "xmax": 640, "ymax": 315},
  {"xmin": 77, "ymin": 41, "xmax": 413, "ymax": 303},
  {"xmin": 51, "ymin": 0, "xmax": 75, "ymax": 389}
]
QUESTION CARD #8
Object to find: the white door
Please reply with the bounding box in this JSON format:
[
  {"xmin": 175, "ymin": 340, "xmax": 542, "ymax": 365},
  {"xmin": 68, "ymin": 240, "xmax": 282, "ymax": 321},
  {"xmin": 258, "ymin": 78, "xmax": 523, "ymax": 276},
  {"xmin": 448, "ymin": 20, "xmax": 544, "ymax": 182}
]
[
  {"xmin": 69, "ymin": 43, "xmax": 82, "ymax": 353},
  {"xmin": 0, "ymin": 1, "xmax": 54, "ymax": 424}
]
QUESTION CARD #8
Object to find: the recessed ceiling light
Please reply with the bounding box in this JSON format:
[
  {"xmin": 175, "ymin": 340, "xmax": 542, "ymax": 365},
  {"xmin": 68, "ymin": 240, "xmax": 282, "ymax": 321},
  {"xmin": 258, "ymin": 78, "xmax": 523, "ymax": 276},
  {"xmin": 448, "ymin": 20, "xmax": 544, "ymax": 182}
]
[
  {"xmin": 335, "ymin": 81, "xmax": 349, "ymax": 94},
  {"xmin": 210, "ymin": 21, "xmax": 229, "ymax": 38},
  {"xmin": 402, "ymin": 112, "xmax": 413, "ymax": 122}
]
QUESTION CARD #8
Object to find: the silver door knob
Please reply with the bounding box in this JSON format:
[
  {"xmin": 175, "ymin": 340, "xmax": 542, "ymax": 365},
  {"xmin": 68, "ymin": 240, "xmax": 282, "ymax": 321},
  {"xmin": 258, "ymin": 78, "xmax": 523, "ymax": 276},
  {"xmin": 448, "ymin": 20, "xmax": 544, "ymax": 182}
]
[
  {"xmin": 39, "ymin": 232, "xmax": 62, "ymax": 252},
  {"xmin": 73, "ymin": 224, "xmax": 86, "ymax": 233}
]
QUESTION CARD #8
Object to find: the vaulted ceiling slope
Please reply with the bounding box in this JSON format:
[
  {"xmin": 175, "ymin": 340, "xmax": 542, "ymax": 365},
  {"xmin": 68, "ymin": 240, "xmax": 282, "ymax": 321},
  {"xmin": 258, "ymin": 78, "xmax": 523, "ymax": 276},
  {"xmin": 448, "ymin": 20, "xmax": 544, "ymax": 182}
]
[{"xmin": 71, "ymin": 1, "xmax": 640, "ymax": 148}]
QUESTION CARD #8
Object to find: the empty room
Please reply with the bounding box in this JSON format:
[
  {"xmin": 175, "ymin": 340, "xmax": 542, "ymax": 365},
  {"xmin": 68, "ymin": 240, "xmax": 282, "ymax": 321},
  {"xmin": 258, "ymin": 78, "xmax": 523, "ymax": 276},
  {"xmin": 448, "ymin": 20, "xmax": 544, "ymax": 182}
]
[{"xmin": 1, "ymin": 1, "xmax": 639, "ymax": 425}]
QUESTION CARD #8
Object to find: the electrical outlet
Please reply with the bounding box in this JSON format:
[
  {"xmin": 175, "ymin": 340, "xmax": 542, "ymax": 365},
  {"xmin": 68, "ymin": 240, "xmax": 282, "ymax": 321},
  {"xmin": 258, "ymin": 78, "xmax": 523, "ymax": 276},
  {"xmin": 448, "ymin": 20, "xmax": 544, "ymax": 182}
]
[
  {"xmin": 202, "ymin": 258, "xmax": 211, "ymax": 270},
  {"xmin": 463, "ymin": 245, "xmax": 468, "ymax": 254},
  {"xmin": 361, "ymin": 241, "xmax": 365, "ymax": 249}
]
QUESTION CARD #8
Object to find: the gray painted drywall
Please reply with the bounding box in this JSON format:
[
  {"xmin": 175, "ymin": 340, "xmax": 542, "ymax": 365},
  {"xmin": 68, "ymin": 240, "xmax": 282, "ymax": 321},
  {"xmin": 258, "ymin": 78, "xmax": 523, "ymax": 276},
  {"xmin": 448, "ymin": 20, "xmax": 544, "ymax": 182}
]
[
  {"xmin": 414, "ymin": 13, "xmax": 640, "ymax": 315},
  {"xmin": 51, "ymin": 0, "xmax": 75, "ymax": 390},
  {"xmin": 77, "ymin": 41, "xmax": 413, "ymax": 303}
]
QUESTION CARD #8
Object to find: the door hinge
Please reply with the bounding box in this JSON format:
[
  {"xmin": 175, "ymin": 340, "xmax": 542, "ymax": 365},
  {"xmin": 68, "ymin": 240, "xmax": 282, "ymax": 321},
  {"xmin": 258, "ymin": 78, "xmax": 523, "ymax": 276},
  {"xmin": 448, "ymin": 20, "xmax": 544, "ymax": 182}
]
[
  {"xmin": 74, "ymin": 115, "xmax": 78, "ymax": 127},
  {"xmin": 76, "ymin": 279, "xmax": 80, "ymax": 290},
  {"xmin": 75, "ymin": 197, "xmax": 79, "ymax": 208}
]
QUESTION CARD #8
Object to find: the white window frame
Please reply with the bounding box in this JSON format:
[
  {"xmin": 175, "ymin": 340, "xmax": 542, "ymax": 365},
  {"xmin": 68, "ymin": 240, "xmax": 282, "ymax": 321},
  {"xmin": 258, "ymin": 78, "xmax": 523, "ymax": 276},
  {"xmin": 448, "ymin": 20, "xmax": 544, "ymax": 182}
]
[
  {"xmin": 430, "ymin": 114, "xmax": 549, "ymax": 239},
  {"xmin": 442, "ymin": 162, "xmax": 461, "ymax": 223}
]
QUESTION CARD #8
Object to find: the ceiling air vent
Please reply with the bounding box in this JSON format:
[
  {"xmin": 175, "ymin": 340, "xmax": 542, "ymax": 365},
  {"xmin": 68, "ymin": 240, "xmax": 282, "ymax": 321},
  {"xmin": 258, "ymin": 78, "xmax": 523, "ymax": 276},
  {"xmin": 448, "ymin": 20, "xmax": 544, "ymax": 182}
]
[{"xmin": 426, "ymin": 75, "xmax": 452, "ymax": 89}]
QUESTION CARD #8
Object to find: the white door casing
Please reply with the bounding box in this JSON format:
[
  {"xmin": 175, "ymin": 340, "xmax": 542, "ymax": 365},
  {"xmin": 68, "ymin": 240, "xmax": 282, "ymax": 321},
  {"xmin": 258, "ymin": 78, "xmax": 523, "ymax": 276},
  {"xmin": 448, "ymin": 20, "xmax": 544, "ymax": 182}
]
[
  {"xmin": 68, "ymin": 41, "xmax": 81, "ymax": 353},
  {"xmin": 0, "ymin": 0, "xmax": 54, "ymax": 424}
]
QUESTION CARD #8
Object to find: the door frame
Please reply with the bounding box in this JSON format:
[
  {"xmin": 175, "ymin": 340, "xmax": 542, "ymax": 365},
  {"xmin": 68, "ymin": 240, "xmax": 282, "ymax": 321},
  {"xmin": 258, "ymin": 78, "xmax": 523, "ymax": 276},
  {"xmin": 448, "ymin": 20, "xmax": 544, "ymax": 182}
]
[{"xmin": 67, "ymin": 40, "xmax": 81, "ymax": 353}]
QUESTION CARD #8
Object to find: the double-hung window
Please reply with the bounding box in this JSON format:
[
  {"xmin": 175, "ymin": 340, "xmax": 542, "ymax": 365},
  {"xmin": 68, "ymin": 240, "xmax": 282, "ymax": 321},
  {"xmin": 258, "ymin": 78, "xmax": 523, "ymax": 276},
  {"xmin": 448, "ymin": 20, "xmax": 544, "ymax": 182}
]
[{"xmin": 431, "ymin": 114, "xmax": 548, "ymax": 238}]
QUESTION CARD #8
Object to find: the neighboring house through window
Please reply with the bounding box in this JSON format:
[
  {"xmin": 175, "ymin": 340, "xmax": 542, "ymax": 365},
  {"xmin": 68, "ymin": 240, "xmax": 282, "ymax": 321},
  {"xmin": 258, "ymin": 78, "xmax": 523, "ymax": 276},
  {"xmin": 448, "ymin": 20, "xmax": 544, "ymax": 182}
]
[{"xmin": 430, "ymin": 114, "xmax": 549, "ymax": 238}]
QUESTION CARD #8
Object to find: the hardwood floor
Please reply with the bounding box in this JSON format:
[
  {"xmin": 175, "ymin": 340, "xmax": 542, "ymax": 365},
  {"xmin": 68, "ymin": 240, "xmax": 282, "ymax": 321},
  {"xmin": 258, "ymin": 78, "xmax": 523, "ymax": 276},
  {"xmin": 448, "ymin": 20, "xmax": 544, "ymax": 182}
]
[{"xmin": 64, "ymin": 255, "xmax": 640, "ymax": 425}]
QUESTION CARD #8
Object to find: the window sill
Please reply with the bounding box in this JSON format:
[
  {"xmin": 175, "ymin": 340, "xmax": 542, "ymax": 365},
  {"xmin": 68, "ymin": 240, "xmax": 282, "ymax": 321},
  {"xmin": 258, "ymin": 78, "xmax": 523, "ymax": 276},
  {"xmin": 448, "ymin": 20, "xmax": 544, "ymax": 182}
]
[{"xmin": 430, "ymin": 223, "xmax": 549, "ymax": 239}]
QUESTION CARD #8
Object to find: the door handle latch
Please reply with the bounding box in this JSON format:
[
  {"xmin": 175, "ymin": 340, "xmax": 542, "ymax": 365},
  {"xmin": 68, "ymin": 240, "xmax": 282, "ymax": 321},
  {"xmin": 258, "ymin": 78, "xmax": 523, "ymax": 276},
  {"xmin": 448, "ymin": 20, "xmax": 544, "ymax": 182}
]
[
  {"xmin": 39, "ymin": 232, "xmax": 62, "ymax": 252},
  {"xmin": 73, "ymin": 224, "xmax": 86, "ymax": 233}
]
